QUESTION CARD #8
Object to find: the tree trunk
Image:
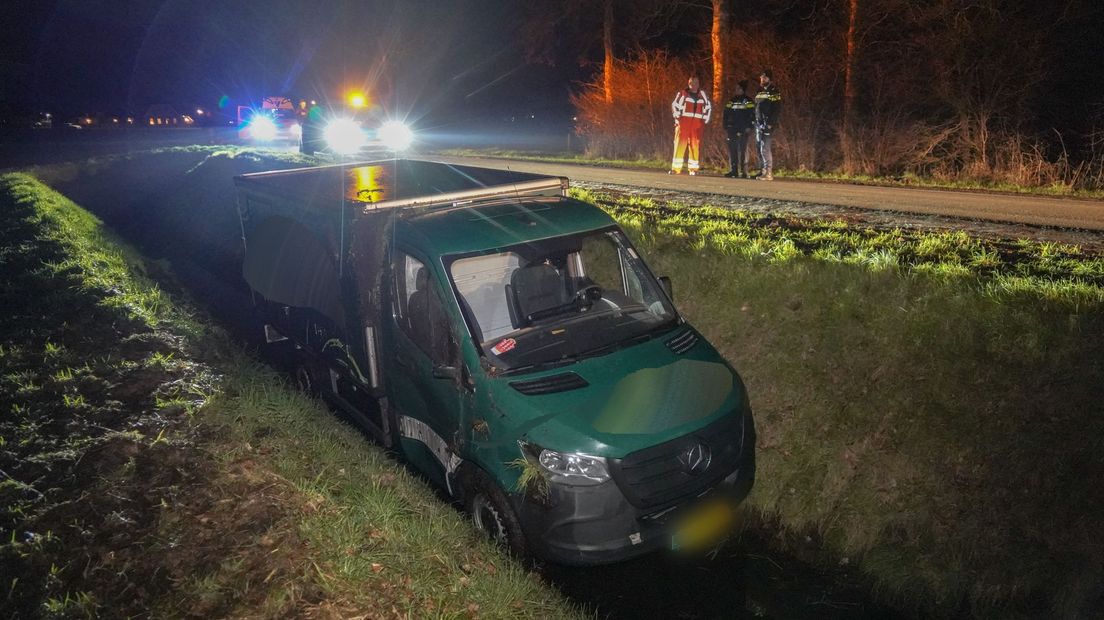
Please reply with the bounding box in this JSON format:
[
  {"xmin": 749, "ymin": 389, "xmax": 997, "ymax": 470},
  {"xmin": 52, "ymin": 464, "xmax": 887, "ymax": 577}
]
[
  {"xmin": 603, "ymin": 0, "xmax": 614, "ymax": 103},
  {"xmin": 711, "ymin": 0, "xmax": 727, "ymax": 99},
  {"xmin": 842, "ymin": 0, "xmax": 858, "ymax": 172}
]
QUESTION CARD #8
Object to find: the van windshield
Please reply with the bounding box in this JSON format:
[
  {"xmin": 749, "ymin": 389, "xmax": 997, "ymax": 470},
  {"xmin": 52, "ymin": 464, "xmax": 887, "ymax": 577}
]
[{"xmin": 446, "ymin": 228, "xmax": 678, "ymax": 373}]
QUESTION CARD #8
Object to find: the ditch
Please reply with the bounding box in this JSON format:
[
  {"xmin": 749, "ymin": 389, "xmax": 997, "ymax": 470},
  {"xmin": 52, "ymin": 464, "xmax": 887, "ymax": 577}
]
[{"xmin": 69, "ymin": 172, "xmax": 903, "ymax": 619}]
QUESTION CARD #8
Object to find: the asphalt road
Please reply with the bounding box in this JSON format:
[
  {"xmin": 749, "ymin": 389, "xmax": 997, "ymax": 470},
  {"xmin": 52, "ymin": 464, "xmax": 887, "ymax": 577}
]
[{"xmin": 430, "ymin": 155, "xmax": 1104, "ymax": 232}]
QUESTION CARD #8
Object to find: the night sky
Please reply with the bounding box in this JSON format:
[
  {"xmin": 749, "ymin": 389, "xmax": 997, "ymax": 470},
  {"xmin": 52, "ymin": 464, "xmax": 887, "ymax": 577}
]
[
  {"xmin": 0, "ymin": 0, "xmax": 578, "ymax": 125},
  {"xmin": 2, "ymin": 0, "xmax": 1102, "ymax": 134}
]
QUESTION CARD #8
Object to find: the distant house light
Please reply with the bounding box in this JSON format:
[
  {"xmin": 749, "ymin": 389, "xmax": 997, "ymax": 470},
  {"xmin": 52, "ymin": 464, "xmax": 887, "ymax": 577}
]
[
  {"xmin": 127, "ymin": 117, "xmax": 134, "ymax": 124},
  {"xmin": 196, "ymin": 108, "xmax": 204, "ymax": 115},
  {"xmin": 84, "ymin": 117, "xmax": 92, "ymax": 125}
]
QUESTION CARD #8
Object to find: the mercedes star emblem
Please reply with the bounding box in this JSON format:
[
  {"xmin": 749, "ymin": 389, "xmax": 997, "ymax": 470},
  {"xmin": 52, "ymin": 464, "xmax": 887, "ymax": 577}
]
[{"xmin": 679, "ymin": 442, "xmax": 712, "ymax": 475}]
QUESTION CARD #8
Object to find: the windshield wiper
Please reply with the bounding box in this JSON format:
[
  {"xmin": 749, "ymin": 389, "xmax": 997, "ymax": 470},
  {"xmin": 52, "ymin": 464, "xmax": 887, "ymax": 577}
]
[
  {"xmin": 499, "ymin": 322, "xmax": 676, "ymax": 377},
  {"xmin": 499, "ymin": 357, "xmax": 578, "ymax": 377},
  {"xmin": 575, "ymin": 331, "xmax": 654, "ymax": 361}
]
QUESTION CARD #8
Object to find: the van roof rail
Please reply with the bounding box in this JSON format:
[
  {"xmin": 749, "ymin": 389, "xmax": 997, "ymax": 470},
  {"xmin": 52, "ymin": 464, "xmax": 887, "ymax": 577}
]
[{"xmin": 233, "ymin": 158, "xmax": 568, "ymax": 213}]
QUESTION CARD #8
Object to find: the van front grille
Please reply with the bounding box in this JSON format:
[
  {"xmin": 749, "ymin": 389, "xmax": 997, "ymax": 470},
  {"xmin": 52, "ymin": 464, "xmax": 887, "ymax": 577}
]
[{"xmin": 609, "ymin": 412, "xmax": 743, "ymax": 510}]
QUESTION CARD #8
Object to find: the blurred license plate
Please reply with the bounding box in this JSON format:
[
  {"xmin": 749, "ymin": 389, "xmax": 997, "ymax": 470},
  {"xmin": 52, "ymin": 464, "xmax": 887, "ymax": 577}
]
[{"xmin": 671, "ymin": 500, "xmax": 734, "ymax": 551}]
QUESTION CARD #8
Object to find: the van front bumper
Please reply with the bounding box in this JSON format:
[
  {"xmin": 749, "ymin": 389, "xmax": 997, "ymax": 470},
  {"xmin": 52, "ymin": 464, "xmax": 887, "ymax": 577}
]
[{"xmin": 512, "ymin": 452, "xmax": 755, "ymax": 566}]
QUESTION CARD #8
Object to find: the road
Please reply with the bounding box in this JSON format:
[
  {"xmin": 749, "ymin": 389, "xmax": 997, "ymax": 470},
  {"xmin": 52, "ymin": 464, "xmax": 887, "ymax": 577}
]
[
  {"xmin": 430, "ymin": 155, "xmax": 1104, "ymax": 232},
  {"xmin": 6, "ymin": 131, "xmax": 1100, "ymax": 232}
]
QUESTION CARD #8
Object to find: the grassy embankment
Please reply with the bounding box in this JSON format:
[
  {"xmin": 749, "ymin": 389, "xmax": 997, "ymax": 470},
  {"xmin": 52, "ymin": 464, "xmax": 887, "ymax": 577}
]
[
  {"xmin": 0, "ymin": 170, "xmax": 582, "ymax": 618},
  {"xmin": 571, "ymin": 187, "xmax": 1104, "ymax": 617},
  {"xmin": 438, "ymin": 148, "xmax": 1104, "ymax": 199}
]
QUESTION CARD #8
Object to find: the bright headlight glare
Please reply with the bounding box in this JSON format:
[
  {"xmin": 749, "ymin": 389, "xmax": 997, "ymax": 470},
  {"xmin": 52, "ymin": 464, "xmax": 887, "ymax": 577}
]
[
  {"xmin": 378, "ymin": 120, "xmax": 414, "ymax": 151},
  {"xmin": 323, "ymin": 118, "xmax": 366, "ymax": 154},
  {"xmin": 248, "ymin": 115, "xmax": 277, "ymax": 141},
  {"xmin": 538, "ymin": 449, "xmax": 609, "ymax": 483}
]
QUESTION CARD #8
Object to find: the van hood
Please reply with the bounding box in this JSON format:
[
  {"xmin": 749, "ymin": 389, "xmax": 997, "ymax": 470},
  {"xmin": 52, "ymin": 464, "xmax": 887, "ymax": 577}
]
[{"xmin": 489, "ymin": 327, "xmax": 746, "ymax": 459}]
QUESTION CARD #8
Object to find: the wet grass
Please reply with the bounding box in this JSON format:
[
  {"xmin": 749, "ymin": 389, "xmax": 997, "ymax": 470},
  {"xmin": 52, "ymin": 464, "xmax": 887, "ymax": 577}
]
[
  {"xmin": 779, "ymin": 168, "xmax": 1104, "ymax": 200},
  {"xmin": 573, "ymin": 188, "xmax": 1104, "ymax": 311},
  {"xmin": 572, "ymin": 188, "xmax": 1104, "ymax": 616},
  {"xmin": 441, "ymin": 148, "xmax": 1104, "ymax": 199},
  {"xmin": 0, "ymin": 172, "xmax": 582, "ymax": 618}
]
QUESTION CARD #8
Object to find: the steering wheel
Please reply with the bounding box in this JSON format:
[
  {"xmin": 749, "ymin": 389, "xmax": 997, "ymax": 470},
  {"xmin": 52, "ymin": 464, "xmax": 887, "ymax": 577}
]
[{"xmin": 574, "ymin": 285, "xmax": 603, "ymax": 306}]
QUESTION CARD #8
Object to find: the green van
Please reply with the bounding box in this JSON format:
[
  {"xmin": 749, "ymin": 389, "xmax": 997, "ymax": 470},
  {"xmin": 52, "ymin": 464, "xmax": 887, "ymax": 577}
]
[{"xmin": 234, "ymin": 159, "xmax": 755, "ymax": 565}]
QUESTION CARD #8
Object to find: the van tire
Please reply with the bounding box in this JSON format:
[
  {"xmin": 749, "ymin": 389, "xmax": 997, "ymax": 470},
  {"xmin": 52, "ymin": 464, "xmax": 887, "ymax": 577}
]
[
  {"xmin": 294, "ymin": 362, "xmax": 319, "ymax": 397},
  {"xmin": 466, "ymin": 469, "xmax": 527, "ymax": 557}
]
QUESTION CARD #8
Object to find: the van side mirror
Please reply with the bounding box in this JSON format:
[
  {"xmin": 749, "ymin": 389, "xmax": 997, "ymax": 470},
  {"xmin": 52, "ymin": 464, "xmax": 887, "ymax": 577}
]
[{"xmin": 658, "ymin": 276, "xmax": 673, "ymax": 300}]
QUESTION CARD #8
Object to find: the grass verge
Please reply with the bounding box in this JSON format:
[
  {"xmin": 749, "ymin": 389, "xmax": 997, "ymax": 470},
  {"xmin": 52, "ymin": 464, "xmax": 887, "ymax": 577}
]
[
  {"xmin": 0, "ymin": 172, "xmax": 582, "ymax": 618},
  {"xmin": 572, "ymin": 188, "xmax": 1104, "ymax": 616},
  {"xmin": 438, "ymin": 148, "xmax": 1104, "ymax": 199},
  {"xmin": 572, "ymin": 188, "xmax": 1104, "ymax": 311}
]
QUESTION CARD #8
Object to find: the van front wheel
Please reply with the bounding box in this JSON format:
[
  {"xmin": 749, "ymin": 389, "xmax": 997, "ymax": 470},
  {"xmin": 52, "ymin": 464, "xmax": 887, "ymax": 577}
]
[{"xmin": 466, "ymin": 471, "xmax": 527, "ymax": 557}]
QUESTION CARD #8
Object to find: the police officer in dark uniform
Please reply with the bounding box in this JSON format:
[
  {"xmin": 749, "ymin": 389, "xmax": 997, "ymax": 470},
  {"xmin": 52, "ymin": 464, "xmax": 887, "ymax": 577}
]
[
  {"xmin": 754, "ymin": 69, "xmax": 782, "ymax": 180},
  {"xmin": 723, "ymin": 80, "xmax": 755, "ymax": 178}
]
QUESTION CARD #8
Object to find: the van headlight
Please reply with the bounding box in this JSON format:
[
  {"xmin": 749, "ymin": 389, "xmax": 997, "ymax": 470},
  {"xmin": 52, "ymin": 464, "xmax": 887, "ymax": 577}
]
[{"xmin": 538, "ymin": 449, "xmax": 610, "ymax": 485}]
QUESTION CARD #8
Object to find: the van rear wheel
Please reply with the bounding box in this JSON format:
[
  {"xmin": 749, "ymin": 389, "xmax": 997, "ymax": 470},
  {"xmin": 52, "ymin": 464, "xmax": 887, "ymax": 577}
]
[
  {"xmin": 294, "ymin": 362, "xmax": 320, "ymax": 396},
  {"xmin": 466, "ymin": 470, "xmax": 527, "ymax": 557}
]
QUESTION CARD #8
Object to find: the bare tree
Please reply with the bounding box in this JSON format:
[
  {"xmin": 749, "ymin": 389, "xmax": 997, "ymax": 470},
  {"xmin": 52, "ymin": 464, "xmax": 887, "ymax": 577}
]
[
  {"xmin": 519, "ymin": 0, "xmax": 683, "ymax": 105},
  {"xmin": 603, "ymin": 0, "xmax": 614, "ymax": 102},
  {"xmin": 711, "ymin": 0, "xmax": 727, "ymax": 98},
  {"xmin": 841, "ymin": 0, "xmax": 858, "ymax": 172}
]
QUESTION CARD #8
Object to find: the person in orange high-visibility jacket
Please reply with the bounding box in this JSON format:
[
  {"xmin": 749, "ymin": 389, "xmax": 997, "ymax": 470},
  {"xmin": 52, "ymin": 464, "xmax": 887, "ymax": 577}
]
[{"xmin": 670, "ymin": 76, "xmax": 712, "ymax": 175}]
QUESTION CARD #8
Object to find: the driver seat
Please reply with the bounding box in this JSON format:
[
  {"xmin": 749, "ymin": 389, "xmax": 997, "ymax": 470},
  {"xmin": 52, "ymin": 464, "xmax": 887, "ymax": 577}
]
[{"xmin": 510, "ymin": 263, "xmax": 567, "ymax": 323}]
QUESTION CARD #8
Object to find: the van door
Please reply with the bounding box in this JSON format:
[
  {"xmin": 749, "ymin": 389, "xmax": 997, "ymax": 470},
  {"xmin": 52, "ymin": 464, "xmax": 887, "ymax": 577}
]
[{"xmin": 386, "ymin": 250, "xmax": 466, "ymax": 489}]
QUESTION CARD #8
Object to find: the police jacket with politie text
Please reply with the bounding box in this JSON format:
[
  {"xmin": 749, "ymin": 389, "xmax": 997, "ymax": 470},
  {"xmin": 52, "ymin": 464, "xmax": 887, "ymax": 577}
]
[
  {"xmin": 723, "ymin": 95, "xmax": 755, "ymax": 135},
  {"xmin": 754, "ymin": 83, "xmax": 782, "ymax": 134},
  {"xmin": 672, "ymin": 88, "xmax": 712, "ymax": 123}
]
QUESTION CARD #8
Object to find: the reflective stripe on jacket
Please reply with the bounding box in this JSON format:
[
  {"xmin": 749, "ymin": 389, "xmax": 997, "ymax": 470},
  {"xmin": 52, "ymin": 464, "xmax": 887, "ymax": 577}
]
[
  {"xmin": 672, "ymin": 89, "xmax": 712, "ymax": 123},
  {"xmin": 754, "ymin": 83, "xmax": 782, "ymax": 131},
  {"xmin": 723, "ymin": 96, "xmax": 755, "ymax": 133}
]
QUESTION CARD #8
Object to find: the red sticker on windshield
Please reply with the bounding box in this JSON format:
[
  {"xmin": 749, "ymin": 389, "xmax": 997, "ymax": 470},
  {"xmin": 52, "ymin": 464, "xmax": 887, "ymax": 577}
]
[{"xmin": 491, "ymin": 338, "xmax": 517, "ymax": 356}]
